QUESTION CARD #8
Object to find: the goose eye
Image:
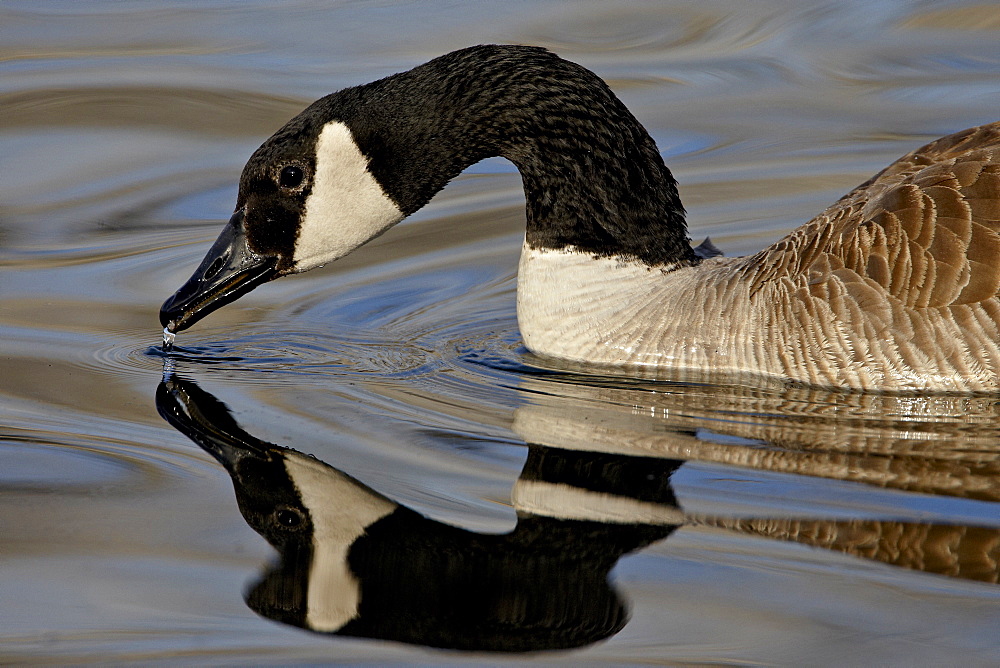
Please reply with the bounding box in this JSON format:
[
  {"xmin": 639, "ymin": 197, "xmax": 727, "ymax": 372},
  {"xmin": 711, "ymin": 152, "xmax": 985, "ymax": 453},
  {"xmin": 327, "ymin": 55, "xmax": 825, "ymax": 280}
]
[
  {"xmin": 274, "ymin": 507, "xmax": 304, "ymax": 528},
  {"xmin": 278, "ymin": 165, "xmax": 304, "ymax": 189}
]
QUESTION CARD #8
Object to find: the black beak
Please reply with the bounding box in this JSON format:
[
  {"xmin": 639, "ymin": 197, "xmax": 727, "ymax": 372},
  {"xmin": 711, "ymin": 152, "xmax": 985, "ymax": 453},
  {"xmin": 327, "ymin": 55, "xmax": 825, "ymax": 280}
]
[
  {"xmin": 159, "ymin": 210, "xmax": 279, "ymax": 333},
  {"xmin": 156, "ymin": 375, "xmax": 271, "ymax": 472}
]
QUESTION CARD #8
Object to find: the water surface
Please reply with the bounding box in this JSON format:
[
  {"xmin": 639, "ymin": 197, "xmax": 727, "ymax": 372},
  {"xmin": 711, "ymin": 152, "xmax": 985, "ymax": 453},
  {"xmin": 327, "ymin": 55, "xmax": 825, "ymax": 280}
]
[{"xmin": 3, "ymin": 1, "xmax": 1000, "ymax": 664}]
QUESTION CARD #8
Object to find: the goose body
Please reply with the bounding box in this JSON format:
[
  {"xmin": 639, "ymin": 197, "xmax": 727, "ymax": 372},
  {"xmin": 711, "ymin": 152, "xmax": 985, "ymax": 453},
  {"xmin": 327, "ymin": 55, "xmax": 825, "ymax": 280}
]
[{"xmin": 161, "ymin": 45, "xmax": 1000, "ymax": 392}]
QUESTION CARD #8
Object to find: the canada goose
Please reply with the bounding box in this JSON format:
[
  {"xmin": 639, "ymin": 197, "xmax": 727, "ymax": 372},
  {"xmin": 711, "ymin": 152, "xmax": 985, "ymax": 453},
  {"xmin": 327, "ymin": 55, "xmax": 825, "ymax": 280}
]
[{"xmin": 160, "ymin": 45, "xmax": 1000, "ymax": 391}]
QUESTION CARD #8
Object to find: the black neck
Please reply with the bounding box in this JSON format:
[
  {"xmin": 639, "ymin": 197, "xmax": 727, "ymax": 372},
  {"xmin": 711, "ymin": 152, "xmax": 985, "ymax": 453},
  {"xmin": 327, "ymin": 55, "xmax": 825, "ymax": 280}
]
[{"xmin": 316, "ymin": 45, "xmax": 696, "ymax": 267}]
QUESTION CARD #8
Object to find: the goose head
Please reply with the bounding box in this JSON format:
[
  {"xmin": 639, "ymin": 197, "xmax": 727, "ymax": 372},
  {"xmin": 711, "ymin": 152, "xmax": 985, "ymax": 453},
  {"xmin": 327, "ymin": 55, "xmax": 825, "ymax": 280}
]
[
  {"xmin": 159, "ymin": 44, "xmax": 692, "ymax": 333},
  {"xmin": 158, "ymin": 114, "xmax": 407, "ymax": 332}
]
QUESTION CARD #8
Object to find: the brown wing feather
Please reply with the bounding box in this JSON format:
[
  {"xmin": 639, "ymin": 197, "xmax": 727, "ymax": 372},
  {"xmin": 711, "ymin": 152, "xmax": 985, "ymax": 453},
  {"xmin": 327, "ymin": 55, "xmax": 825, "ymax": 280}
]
[
  {"xmin": 744, "ymin": 122, "xmax": 1000, "ymax": 311},
  {"xmin": 708, "ymin": 517, "xmax": 1000, "ymax": 583}
]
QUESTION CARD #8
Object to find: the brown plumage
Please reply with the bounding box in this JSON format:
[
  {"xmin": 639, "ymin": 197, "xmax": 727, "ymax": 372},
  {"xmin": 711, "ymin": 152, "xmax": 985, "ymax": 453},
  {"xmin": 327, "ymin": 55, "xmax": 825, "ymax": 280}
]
[
  {"xmin": 703, "ymin": 517, "xmax": 1000, "ymax": 584},
  {"xmin": 742, "ymin": 123, "xmax": 1000, "ymax": 390}
]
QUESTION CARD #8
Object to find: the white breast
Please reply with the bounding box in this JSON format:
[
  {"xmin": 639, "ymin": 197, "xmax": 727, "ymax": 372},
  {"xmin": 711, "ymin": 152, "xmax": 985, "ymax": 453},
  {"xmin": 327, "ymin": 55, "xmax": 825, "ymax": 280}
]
[{"xmin": 515, "ymin": 243, "xmax": 775, "ymax": 379}]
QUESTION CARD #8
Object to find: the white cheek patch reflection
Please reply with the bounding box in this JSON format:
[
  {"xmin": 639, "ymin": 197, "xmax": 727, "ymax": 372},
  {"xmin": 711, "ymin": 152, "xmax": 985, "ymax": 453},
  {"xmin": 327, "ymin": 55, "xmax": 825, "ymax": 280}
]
[
  {"xmin": 294, "ymin": 121, "xmax": 404, "ymax": 272},
  {"xmin": 282, "ymin": 453, "xmax": 396, "ymax": 632}
]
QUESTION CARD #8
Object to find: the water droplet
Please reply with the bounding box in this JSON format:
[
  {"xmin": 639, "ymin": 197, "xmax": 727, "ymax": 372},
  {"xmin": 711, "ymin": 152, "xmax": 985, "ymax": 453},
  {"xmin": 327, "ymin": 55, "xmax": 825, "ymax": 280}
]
[{"xmin": 162, "ymin": 327, "xmax": 176, "ymax": 352}]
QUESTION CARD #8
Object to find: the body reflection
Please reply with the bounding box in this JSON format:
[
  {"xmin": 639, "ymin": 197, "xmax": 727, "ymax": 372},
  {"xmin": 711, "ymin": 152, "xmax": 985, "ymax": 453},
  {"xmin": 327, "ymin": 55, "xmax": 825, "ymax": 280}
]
[
  {"xmin": 513, "ymin": 368, "xmax": 1000, "ymax": 503},
  {"xmin": 157, "ymin": 374, "xmax": 1000, "ymax": 652},
  {"xmin": 157, "ymin": 377, "xmax": 675, "ymax": 652}
]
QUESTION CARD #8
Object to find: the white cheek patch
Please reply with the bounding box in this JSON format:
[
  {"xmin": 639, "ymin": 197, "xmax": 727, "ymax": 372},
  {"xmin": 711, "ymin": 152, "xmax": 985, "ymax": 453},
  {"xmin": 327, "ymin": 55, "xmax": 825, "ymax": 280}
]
[
  {"xmin": 294, "ymin": 121, "xmax": 404, "ymax": 272},
  {"xmin": 282, "ymin": 453, "xmax": 396, "ymax": 632}
]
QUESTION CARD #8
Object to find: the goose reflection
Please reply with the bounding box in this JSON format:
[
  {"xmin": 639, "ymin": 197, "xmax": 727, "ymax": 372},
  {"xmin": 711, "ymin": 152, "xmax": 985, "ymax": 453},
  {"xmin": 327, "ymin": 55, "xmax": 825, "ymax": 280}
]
[
  {"xmin": 157, "ymin": 376, "xmax": 677, "ymax": 651},
  {"xmin": 156, "ymin": 374, "xmax": 1000, "ymax": 653}
]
